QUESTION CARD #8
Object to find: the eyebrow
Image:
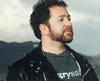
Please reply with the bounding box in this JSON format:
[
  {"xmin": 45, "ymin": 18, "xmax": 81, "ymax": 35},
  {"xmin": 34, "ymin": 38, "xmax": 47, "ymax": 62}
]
[{"xmin": 57, "ymin": 14, "xmax": 71, "ymax": 19}]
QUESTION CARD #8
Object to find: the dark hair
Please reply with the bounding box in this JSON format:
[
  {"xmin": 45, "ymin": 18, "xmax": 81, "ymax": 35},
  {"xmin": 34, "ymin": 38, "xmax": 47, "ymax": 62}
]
[{"xmin": 30, "ymin": 0, "xmax": 67, "ymax": 39}]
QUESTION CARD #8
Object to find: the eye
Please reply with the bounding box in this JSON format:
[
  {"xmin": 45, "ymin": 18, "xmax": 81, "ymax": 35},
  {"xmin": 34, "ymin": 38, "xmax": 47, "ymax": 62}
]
[
  {"xmin": 68, "ymin": 17, "xmax": 71, "ymax": 21},
  {"xmin": 68, "ymin": 18, "xmax": 71, "ymax": 21},
  {"xmin": 59, "ymin": 18, "xmax": 63, "ymax": 21}
]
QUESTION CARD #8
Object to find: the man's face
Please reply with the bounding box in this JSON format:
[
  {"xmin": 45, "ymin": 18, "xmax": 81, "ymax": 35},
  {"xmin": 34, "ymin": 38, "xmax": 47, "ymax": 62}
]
[{"xmin": 47, "ymin": 6, "xmax": 73, "ymax": 43}]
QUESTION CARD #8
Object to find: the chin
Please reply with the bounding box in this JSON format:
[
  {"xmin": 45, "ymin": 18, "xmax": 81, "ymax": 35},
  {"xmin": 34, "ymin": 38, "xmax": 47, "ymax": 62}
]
[{"xmin": 63, "ymin": 37, "xmax": 73, "ymax": 43}]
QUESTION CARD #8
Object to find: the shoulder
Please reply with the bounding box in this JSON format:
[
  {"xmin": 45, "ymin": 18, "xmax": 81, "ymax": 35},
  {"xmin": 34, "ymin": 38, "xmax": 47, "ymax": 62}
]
[
  {"xmin": 8, "ymin": 48, "xmax": 38, "ymax": 70},
  {"xmin": 65, "ymin": 45, "xmax": 91, "ymax": 65},
  {"xmin": 8, "ymin": 53, "xmax": 29, "ymax": 71},
  {"xmin": 71, "ymin": 48, "xmax": 89, "ymax": 62},
  {"xmin": 65, "ymin": 45, "xmax": 88, "ymax": 61},
  {"xmin": 6, "ymin": 48, "xmax": 39, "ymax": 81}
]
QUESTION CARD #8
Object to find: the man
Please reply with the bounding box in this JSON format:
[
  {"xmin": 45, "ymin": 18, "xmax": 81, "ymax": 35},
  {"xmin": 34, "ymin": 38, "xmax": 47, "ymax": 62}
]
[{"xmin": 6, "ymin": 0, "xmax": 98, "ymax": 81}]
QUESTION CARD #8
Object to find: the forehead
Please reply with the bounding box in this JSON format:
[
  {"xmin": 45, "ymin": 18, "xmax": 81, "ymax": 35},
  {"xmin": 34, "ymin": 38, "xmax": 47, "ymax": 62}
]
[{"xmin": 49, "ymin": 6, "xmax": 69, "ymax": 18}]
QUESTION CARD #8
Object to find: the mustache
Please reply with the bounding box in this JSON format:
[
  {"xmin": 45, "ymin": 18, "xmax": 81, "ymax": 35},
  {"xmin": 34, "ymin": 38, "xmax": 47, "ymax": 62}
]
[
  {"xmin": 64, "ymin": 27, "xmax": 73, "ymax": 32},
  {"xmin": 63, "ymin": 26, "xmax": 74, "ymax": 35}
]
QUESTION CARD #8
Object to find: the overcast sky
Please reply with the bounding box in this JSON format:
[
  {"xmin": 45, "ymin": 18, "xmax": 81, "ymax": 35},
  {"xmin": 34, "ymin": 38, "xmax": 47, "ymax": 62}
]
[{"xmin": 0, "ymin": 0, "xmax": 100, "ymax": 56}]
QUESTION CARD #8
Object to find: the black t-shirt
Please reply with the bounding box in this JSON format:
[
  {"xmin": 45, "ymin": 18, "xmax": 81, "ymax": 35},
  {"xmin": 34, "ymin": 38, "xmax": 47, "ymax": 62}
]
[{"xmin": 44, "ymin": 50, "xmax": 81, "ymax": 81}]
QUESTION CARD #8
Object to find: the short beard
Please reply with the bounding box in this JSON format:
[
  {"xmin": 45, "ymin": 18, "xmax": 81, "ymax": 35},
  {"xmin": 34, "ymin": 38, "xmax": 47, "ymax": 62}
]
[
  {"xmin": 49, "ymin": 28, "xmax": 73, "ymax": 44},
  {"xmin": 50, "ymin": 33, "xmax": 73, "ymax": 43},
  {"xmin": 47, "ymin": 23, "xmax": 73, "ymax": 44}
]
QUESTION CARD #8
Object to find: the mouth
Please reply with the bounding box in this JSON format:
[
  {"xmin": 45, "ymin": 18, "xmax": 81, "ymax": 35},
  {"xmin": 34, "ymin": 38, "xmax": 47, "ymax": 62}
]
[
  {"xmin": 65, "ymin": 29, "xmax": 72, "ymax": 33},
  {"xmin": 64, "ymin": 29, "xmax": 73, "ymax": 36}
]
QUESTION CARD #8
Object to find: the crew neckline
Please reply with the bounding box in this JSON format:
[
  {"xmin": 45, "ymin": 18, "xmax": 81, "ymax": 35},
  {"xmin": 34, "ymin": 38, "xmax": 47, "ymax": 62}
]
[{"xmin": 43, "ymin": 50, "xmax": 70, "ymax": 57}]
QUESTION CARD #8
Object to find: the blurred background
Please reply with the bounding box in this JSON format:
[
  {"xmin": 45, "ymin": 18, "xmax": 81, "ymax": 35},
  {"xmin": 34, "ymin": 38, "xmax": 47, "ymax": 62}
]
[{"xmin": 0, "ymin": 0, "xmax": 100, "ymax": 81}]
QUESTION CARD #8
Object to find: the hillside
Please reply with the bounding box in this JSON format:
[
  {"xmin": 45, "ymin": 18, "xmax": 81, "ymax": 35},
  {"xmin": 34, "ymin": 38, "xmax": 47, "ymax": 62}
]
[
  {"xmin": 81, "ymin": 54, "xmax": 100, "ymax": 80},
  {"xmin": 0, "ymin": 41, "xmax": 100, "ymax": 80},
  {"xmin": 0, "ymin": 41, "xmax": 39, "ymax": 74}
]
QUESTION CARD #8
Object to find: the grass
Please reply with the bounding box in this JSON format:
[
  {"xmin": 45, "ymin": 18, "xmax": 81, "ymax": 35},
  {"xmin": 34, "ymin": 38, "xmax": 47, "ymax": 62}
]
[{"xmin": 0, "ymin": 74, "xmax": 6, "ymax": 81}]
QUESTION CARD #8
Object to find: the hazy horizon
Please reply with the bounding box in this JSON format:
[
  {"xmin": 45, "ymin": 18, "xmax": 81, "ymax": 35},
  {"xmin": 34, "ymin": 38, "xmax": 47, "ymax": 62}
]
[{"xmin": 0, "ymin": 0, "xmax": 100, "ymax": 56}]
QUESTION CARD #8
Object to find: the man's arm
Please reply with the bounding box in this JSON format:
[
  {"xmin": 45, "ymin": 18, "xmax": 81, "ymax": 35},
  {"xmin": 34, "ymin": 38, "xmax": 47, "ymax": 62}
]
[
  {"xmin": 88, "ymin": 66, "xmax": 99, "ymax": 81},
  {"xmin": 6, "ymin": 68, "xmax": 19, "ymax": 81}
]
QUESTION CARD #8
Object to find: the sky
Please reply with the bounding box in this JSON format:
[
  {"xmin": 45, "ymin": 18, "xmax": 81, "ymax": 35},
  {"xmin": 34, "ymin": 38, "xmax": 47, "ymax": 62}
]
[{"xmin": 0, "ymin": 0, "xmax": 100, "ymax": 56}]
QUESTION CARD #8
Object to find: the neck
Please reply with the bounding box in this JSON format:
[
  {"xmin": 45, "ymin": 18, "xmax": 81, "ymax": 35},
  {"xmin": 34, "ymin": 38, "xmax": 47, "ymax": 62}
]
[{"xmin": 41, "ymin": 38, "xmax": 66, "ymax": 55}]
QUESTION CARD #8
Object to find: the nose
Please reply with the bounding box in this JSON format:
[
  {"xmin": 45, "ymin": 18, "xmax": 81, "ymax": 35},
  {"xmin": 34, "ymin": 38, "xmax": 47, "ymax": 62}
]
[{"xmin": 65, "ymin": 19, "xmax": 72, "ymax": 27}]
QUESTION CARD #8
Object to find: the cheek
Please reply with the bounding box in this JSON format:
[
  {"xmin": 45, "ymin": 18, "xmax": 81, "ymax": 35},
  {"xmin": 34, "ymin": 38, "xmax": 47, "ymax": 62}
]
[{"xmin": 49, "ymin": 21, "xmax": 64, "ymax": 33}]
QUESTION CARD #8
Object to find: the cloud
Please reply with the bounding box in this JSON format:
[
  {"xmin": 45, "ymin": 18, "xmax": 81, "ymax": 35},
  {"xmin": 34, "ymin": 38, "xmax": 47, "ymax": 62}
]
[
  {"xmin": 0, "ymin": 0, "xmax": 39, "ymax": 42},
  {"xmin": 19, "ymin": 0, "xmax": 37, "ymax": 6},
  {"xmin": 65, "ymin": 0, "xmax": 100, "ymax": 55},
  {"xmin": 66, "ymin": 0, "xmax": 100, "ymax": 13},
  {"xmin": 0, "ymin": 0, "xmax": 100, "ymax": 55}
]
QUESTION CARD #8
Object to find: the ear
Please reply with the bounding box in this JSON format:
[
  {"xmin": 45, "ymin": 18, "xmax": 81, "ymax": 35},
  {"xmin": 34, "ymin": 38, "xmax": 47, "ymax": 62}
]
[{"xmin": 39, "ymin": 24, "xmax": 49, "ymax": 36}]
